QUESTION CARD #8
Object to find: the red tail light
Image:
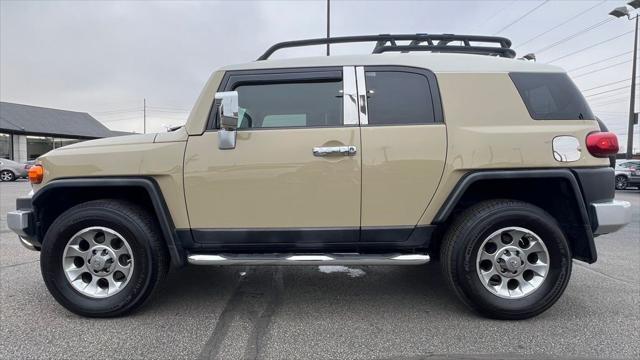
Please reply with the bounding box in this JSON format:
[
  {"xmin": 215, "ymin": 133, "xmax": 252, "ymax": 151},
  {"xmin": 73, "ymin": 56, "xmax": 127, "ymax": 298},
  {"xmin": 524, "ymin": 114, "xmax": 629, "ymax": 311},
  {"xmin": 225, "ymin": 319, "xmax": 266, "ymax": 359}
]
[{"xmin": 586, "ymin": 132, "xmax": 619, "ymax": 158}]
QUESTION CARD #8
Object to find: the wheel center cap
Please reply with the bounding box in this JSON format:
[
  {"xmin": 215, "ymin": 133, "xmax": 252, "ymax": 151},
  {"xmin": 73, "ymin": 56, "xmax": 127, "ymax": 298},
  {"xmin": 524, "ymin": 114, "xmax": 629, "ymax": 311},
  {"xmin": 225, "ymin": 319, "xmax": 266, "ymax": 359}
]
[
  {"xmin": 505, "ymin": 257, "xmax": 520, "ymax": 271},
  {"xmin": 496, "ymin": 246, "xmax": 525, "ymax": 277},
  {"xmin": 88, "ymin": 247, "xmax": 115, "ymax": 274}
]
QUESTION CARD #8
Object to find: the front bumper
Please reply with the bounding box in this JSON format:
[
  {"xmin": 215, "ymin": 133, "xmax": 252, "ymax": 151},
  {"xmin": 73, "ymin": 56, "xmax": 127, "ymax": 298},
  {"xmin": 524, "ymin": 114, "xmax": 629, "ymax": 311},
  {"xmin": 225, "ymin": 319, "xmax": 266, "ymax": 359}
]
[
  {"xmin": 6, "ymin": 194, "xmax": 40, "ymax": 251},
  {"xmin": 591, "ymin": 200, "xmax": 632, "ymax": 235}
]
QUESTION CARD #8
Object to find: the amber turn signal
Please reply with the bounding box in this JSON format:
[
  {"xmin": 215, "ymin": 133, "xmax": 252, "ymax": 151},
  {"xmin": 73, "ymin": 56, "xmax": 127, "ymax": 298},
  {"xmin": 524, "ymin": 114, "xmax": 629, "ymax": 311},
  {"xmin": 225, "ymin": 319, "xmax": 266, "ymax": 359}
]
[{"xmin": 28, "ymin": 164, "xmax": 44, "ymax": 184}]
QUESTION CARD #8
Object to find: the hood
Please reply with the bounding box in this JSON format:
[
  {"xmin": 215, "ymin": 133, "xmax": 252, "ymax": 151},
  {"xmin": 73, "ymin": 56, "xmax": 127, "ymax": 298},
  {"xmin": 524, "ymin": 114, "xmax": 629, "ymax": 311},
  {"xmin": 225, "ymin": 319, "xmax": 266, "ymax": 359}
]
[{"xmin": 55, "ymin": 133, "xmax": 158, "ymax": 151}]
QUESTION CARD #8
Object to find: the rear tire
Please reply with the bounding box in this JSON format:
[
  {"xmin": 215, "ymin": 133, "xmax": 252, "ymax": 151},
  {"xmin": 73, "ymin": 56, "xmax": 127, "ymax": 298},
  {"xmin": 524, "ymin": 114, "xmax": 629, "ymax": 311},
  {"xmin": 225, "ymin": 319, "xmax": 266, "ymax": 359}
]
[
  {"xmin": 615, "ymin": 175, "xmax": 628, "ymax": 190},
  {"xmin": 0, "ymin": 170, "xmax": 15, "ymax": 182},
  {"xmin": 40, "ymin": 199, "xmax": 169, "ymax": 317},
  {"xmin": 441, "ymin": 199, "xmax": 571, "ymax": 320}
]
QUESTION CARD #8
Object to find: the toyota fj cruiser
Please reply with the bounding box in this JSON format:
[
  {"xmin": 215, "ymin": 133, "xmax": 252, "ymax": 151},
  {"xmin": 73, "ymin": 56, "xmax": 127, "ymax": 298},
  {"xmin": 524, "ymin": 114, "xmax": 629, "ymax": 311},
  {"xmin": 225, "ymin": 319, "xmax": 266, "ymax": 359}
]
[{"xmin": 7, "ymin": 34, "xmax": 632, "ymax": 319}]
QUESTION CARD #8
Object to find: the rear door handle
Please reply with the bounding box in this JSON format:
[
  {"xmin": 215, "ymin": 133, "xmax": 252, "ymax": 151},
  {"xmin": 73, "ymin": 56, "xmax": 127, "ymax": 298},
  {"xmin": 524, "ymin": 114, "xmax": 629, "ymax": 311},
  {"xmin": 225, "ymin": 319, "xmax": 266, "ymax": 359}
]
[{"xmin": 313, "ymin": 146, "xmax": 357, "ymax": 157}]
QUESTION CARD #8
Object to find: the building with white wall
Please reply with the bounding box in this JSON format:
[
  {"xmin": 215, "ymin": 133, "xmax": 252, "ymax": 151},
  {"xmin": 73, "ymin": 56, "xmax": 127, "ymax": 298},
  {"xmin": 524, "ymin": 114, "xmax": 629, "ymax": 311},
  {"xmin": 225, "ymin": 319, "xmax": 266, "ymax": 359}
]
[{"xmin": 0, "ymin": 102, "xmax": 128, "ymax": 162}]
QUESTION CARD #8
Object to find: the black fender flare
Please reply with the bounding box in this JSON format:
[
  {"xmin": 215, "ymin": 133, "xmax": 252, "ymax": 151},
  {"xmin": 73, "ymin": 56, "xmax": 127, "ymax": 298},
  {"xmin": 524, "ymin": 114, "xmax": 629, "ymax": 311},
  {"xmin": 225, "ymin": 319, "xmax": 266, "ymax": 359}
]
[
  {"xmin": 432, "ymin": 169, "xmax": 597, "ymax": 263},
  {"xmin": 32, "ymin": 177, "xmax": 185, "ymax": 267}
]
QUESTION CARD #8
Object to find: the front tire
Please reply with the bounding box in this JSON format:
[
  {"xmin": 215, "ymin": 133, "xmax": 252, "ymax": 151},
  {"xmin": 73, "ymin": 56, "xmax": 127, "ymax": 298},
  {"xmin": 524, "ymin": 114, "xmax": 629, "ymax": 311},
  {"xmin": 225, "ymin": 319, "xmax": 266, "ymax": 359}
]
[
  {"xmin": 40, "ymin": 200, "xmax": 169, "ymax": 317},
  {"xmin": 441, "ymin": 199, "xmax": 572, "ymax": 320},
  {"xmin": 0, "ymin": 170, "xmax": 15, "ymax": 182},
  {"xmin": 615, "ymin": 175, "xmax": 628, "ymax": 190}
]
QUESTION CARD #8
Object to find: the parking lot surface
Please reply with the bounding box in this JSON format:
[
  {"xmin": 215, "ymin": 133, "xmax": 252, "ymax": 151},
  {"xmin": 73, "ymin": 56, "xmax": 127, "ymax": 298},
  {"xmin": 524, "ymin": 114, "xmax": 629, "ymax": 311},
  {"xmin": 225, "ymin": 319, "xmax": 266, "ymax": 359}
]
[{"xmin": 1, "ymin": 180, "xmax": 638, "ymax": 359}]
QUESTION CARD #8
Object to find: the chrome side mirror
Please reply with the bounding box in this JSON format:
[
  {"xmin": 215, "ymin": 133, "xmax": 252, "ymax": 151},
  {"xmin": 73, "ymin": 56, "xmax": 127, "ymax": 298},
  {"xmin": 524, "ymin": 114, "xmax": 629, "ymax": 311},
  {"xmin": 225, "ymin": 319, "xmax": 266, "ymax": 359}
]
[
  {"xmin": 214, "ymin": 91, "xmax": 239, "ymax": 150},
  {"xmin": 215, "ymin": 91, "xmax": 239, "ymax": 130}
]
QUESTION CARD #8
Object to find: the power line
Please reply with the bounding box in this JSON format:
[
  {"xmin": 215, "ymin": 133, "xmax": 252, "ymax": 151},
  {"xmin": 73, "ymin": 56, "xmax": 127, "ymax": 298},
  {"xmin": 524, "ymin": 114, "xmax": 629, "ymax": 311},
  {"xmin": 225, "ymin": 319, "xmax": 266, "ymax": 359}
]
[
  {"xmin": 590, "ymin": 97, "xmax": 632, "ymax": 107},
  {"xmin": 147, "ymin": 108, "xmax": 189, "ymax": 114},
  {"xmin": 593, "ymin": 92, "xmax": 638, "ymax": 102},
  {"xmin": 582, "ymin": 78, "xmax": 633, "ymax": 92},
  {"xmin": 493, "ymin": 0, "xmax": 550, "ymax": 35},
  {"xmin": 533, "ymin": 18, "xmax": 614, "ymax": 54},
  {"xmin": 103, "ymin": 117, "xmax": 182, "ymax": 123},
  {"xmin": 567, "ymin": 51, "xmax": 633, "ymax": 72},
  {"xmin": 92, "ymin": 108, "xmax": 141, "ymax": 115},
  {"xmin": 514, "ymin": 0, "xmax": 607, "ymax": 48},
  {"xmin": 606, "ymin": 124, "xmax": 635, "ymax": 131},
  {"xmin": 91, "ymin": 104, "xmax": 189, "ymax": 117},
  {"xmin": 146, "ymin": 105, "xmax": 190, "ymax": 111},
  {"xmin": 588, "ymin": 90, "xmax": 632, "ymax": 102},
  {"xmin": 596, "ymin": 99, "xmax": 628, "ymax": 106},
  {"xmin": 483, "ymin": 0, "xmax": 517, "ymax": 26},
  {"xmin": 591, "ymin": 93, "xmax": 637, "ymax": 103},
  {"xmin": 148, "ymin": 108, "xmax": 189, "ymax": 113},
  {"xmin": 547, "ymin": 30, "xmax": 634, "ymax": 63},
  {"xmin": 147, "ymin": 115, "xmax": 188, "ymax": 121},
  {"xmin": 572, "ymin": 59, "xmax": 631, "ymax": 79},
  {"xmin": 585, "ymin": 85, "xmax": 631, "ymax": 98},
  {"xmin": 147, "ymin": 106, "xmax": 191, "ymax": 111},
  {"xmin": 98, "ymin": 113, "xmax": 143, "ymax": 119},
  {"xmin": 593, "ymin": 110, "xmax": 627, "ymax": 114},
  {"xmin": 99, "ymin": 117, "xmax": 142, "ymax": 123}
]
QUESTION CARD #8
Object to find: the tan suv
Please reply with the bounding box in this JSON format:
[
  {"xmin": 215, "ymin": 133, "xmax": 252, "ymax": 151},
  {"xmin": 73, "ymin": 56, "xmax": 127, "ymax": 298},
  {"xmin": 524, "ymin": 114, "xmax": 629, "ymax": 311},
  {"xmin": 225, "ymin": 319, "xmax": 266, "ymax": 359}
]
[{"xmin": 7, "ymin": 34, "xmax": 632, "ymax": 319}]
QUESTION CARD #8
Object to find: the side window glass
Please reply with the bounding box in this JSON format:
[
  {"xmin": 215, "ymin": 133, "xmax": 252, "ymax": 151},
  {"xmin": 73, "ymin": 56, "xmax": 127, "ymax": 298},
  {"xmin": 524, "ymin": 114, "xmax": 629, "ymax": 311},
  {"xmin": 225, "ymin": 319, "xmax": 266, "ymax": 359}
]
[
  {"xmin": 233, "ymin": 80, "xmax": 343, "ymax": 129},
  {"xmin": 509, "ymin": 72, "xmax": 595, "ymax": 120},
  {"xmin": 365, "ymin": 71, "xmax": 435, "ymax": 125},
  {"xmin": 262, "ymin": 114, "xmax": 307, "ymax": 127}
]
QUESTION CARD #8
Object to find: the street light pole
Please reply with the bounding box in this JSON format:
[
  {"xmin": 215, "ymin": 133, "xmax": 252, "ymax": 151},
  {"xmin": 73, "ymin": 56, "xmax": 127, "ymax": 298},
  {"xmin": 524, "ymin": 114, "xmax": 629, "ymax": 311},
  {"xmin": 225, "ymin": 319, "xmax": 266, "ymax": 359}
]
[
  {"xmin": 610, "ymin": 2, "xmax": 640, "ymax": 158},
  {"xmin": 627, "ymin": 15, "xmax": 638, "ymax": 158},
  {"xmin": 143, "ymin": 98, "xmax": 147, "ymax": 134},
  {"xmin": 326, "ymin": 0, "xmax": 330, "ymax": 56}
]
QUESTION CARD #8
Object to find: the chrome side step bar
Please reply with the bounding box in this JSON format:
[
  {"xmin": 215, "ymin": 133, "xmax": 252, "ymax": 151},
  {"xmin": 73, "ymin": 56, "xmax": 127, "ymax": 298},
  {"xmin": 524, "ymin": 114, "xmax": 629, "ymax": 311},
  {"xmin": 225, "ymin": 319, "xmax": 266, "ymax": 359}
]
[{"xmin": 187, "ymin": 253, "xmax": 430, "ymax": 266}]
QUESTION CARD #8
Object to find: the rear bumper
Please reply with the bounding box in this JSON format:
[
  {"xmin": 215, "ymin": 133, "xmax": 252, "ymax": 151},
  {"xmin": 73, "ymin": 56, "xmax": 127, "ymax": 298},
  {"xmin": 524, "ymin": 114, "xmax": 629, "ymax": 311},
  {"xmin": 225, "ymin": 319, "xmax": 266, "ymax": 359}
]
[
  {"xmin": 591, "ymin": 200, "xmax": 632, "ymax": 235},
  {"xmin": 572, "ymin": 167, "xmax": 632, "ymax": 236}
]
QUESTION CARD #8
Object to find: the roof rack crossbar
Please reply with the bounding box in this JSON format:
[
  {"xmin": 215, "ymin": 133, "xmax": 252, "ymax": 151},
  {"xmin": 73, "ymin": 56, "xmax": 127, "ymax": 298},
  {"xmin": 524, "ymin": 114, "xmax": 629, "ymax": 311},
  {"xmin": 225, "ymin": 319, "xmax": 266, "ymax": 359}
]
[
  {"xmin": 373, "ymin": 45, "xmax": 516, "ymax": 58},
  {"xmin": 257, "ymin": 33, "xmax": 515, "ymax": 60}
]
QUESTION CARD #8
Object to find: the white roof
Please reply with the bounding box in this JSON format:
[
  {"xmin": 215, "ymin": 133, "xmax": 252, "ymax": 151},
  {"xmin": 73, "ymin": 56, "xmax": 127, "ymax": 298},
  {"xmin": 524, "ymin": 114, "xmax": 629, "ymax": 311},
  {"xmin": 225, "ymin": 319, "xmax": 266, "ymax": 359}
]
[{"xmin": 221, "ymin": 53, "xmax": 564, "ymax": 74}]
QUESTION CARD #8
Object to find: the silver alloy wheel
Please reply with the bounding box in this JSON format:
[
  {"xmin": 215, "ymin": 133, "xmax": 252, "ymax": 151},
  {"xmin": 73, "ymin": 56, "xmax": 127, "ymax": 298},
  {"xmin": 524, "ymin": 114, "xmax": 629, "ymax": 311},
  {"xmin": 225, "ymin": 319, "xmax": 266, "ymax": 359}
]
[
  {"xmin": 476, "ymin": 227, "xmax": 550, "ymax": 299},
  {"xmin": 62, "ymin": 226, "xmax": 134, "ymax": 298},
  {"xmin": 0, "ymin": 170, "xmax": 14, "ymax": 181},
  {"xmin": 615, "ymin": 176, "xmax": 628, "ymax": 190}
]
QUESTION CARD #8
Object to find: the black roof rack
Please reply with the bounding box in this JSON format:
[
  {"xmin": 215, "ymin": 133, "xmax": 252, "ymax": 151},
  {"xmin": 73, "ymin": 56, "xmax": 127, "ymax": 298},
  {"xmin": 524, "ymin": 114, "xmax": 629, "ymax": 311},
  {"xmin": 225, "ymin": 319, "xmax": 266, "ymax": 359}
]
[{"xmin": 257, "ymin": 33, "xmax": 516, "ymax": 61}]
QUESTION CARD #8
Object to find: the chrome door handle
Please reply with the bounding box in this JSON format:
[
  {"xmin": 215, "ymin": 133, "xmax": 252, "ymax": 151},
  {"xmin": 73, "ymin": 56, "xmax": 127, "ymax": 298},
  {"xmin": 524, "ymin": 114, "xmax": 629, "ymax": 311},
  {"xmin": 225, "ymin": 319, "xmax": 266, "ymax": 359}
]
[{"xmin": 313, "ymin": 146, "xmax": 357, "ymax": 157}]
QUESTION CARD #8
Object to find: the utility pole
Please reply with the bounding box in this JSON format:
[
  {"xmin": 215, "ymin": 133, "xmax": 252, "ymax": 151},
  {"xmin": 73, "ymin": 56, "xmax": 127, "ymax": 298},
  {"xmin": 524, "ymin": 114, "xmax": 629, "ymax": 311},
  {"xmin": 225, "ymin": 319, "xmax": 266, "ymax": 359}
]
[
  {"xmin": 143, "ymin": 98, "xmax": 147, "ymax": 134},
  {"xmin": 628, "ymin": 15, "xmax": 638, "ymax": 158},
  {"xmin": 326, "ymin": 0, "xmax": 330, "ymax": 56},
  {"xmin": 609, "ymin": 3, "xmax": 640, "ymax": 158}
]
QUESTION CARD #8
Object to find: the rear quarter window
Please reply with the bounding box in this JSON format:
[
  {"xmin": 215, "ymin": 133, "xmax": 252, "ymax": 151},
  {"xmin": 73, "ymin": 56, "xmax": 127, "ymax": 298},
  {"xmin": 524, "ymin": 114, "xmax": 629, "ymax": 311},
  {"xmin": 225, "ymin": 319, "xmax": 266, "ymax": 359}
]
[
  {"xmin": 365, "ymin": 71, "xmax": 435, "ymax": 125},
  {"xmin": 509, "ymin": 72, "xmax": 594, "ymax": 120}
]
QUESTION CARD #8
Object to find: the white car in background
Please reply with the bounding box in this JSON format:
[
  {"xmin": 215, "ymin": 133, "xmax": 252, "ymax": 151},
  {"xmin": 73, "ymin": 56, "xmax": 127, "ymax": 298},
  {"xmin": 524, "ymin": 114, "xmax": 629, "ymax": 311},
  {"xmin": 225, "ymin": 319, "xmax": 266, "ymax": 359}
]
[
  {"xmin": 615, "ymin": 160, "xmax": 640, "ymax": 190},
  {"xmin": 0, "ymin": 158, "xmax": 29, "ymax": 182}
]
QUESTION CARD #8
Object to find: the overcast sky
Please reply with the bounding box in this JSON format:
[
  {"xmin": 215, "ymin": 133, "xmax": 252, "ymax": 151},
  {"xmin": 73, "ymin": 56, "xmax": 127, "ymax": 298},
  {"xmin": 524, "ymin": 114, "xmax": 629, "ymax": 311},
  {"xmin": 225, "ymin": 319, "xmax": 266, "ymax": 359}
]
[{"xmin": 1, "ymin": 0, "xmax": 638, "ymax": 152}]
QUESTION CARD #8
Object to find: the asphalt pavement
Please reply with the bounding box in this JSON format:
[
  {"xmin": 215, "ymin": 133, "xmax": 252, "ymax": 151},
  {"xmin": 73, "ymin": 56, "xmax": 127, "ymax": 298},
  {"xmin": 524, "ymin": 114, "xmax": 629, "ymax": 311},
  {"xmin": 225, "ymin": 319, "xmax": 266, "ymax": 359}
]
[{"xmin": 0, "ymin": 180, "xmax": 638, "ymax": 359}]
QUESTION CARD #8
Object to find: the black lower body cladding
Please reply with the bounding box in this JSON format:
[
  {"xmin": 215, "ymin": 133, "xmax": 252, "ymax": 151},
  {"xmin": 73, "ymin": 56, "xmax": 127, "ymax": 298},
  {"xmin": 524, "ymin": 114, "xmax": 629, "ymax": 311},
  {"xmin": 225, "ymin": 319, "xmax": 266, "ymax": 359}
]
[{"xmin": 571, "ymin": 167, "xmax": 615, "ymax": 228}]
